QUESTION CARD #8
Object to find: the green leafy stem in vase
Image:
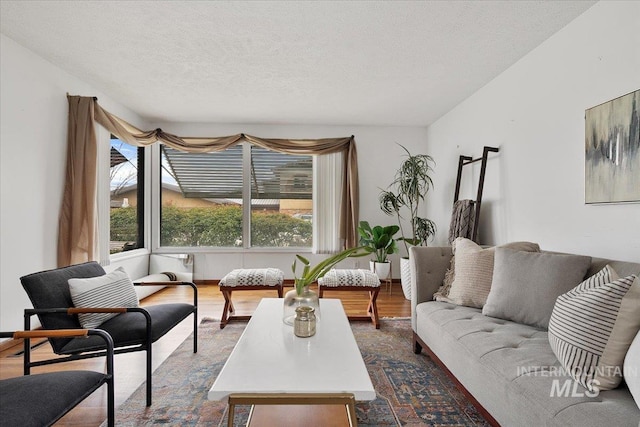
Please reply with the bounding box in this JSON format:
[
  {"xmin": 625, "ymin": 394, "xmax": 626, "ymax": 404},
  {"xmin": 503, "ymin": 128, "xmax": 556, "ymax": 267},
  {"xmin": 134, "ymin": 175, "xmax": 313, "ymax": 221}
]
[{"xmin": 291, "ymin": 246, "xmax": 368, "ymax": 295}]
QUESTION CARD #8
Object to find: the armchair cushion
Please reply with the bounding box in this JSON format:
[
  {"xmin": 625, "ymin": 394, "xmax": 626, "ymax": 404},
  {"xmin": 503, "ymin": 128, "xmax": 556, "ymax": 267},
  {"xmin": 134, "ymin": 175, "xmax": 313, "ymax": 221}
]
[
  {"xmin": 21, "ymin": 262, "xmax": 107, "ymax": 352},
  {"xmin": 68, "ymin": 267, "xmax": 139, "ymax": 328},
  {"xmin": 0, "ymin": 371, "xmax": 107, "ymax": 427},
  {"xmin": 58, "ymin": 303, "xmax": 196, "ymax": 354}
]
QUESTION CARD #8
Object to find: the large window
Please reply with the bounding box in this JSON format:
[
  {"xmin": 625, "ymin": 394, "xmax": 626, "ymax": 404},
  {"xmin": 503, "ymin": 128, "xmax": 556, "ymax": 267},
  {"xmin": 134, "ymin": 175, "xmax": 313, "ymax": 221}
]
[
  {"xmin": 109, "ymin": 136, "xmax": 144, "ymax": 253},
  {"xmin": 160, "ymin": 143, "xmax": 313, "ymax": 248}
]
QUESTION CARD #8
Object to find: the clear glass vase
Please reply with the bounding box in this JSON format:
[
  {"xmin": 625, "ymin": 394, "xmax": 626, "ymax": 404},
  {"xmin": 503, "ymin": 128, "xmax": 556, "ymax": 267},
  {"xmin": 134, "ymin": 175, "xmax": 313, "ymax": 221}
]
[{"xmin": 283, "ymin": 284, "xmax": 320, "ymax": 325}]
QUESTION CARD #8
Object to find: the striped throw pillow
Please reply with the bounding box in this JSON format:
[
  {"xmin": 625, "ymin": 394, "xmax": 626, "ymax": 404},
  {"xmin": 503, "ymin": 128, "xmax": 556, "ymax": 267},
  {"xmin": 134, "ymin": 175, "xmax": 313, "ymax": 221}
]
[
  {"xmin": 548, "ymin": 265, "xmax": 640, "ymax": 391},
  {"xmin": 68, "ymin": 267, "xmax": 139, "ymax": 329}
]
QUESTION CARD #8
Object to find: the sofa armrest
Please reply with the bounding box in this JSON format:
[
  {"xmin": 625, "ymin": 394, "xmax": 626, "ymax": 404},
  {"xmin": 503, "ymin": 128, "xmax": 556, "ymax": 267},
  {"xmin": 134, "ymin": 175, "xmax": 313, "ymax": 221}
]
[{"xmin": 409, "ymin": 246, "xmax": 453, "ymax": 330}]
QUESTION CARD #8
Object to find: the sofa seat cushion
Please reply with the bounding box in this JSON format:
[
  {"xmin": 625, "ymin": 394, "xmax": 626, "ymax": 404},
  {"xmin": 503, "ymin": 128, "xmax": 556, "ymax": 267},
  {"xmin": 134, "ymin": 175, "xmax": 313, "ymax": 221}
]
[
  {"xmin": 416, "ymin": 302, "xmax": 554, "ymax": 381},
  {"xmin": 415, "ymin": 301, "xmax": 640, "ymax": 426},
  {"xmin": 514, "ymin": 372, "xmax": 640, "ymax": 426}
]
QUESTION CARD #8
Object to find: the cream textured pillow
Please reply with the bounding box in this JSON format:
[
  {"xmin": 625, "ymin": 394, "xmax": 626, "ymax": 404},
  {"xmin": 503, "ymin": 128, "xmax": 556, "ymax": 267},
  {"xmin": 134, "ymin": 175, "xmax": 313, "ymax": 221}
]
[
  {"xmin": 548, "ymin": 266, "xmax": 640, "ymax": 391},
  {"xmin": 446, "ymin": 238, "xmax": 540, "ymax": 308},
  {"xmin": 433, "ymin": 256, "xmax": 456, "ymax": 303},
  {"xmin": 68, "ymin": 267, "xmax": 139, "ymax": 329}
]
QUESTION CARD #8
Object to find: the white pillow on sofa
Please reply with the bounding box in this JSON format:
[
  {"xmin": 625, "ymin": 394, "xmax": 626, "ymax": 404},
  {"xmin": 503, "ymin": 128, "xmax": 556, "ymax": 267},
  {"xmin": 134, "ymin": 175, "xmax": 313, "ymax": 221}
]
[
  {"xmin": 68, "ymin": 267, "xmax": 139, "ymax": 329},
  {"xmin": 625, "ymin": 330, "xmax": 640, "ymax": 409},
  {"xmin": 548, "ymin": 266, "xmax": 640, "ymax": 392}
]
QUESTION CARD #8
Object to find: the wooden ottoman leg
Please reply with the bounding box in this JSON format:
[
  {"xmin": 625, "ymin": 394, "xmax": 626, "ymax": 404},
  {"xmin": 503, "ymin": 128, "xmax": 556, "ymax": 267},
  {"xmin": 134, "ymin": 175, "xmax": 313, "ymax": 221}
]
[
  {"xmin": 277, "ymin": 284, "xmax": 284, "ymax": 298},
  {"xmin": 220, "ymin": 288, "xmax": 232, "ymax": 329},
  {"xmin": 368, "ymin": 288, "xmax": 380, "ymax": 329}
]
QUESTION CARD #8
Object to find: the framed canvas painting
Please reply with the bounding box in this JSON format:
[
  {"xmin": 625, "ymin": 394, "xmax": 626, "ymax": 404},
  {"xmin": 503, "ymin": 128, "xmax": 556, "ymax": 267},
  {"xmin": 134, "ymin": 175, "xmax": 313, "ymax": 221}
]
[{"xmin": 585, "ymin": 89, "xmax": 640, "ymax": 204}]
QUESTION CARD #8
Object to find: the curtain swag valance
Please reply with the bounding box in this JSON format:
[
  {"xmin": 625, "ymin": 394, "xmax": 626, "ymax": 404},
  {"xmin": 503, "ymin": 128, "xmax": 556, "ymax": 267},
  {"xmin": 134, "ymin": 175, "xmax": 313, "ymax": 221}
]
[{"xmin": 58, "ymin": 95, "xmax": 359, "ymax": 266}]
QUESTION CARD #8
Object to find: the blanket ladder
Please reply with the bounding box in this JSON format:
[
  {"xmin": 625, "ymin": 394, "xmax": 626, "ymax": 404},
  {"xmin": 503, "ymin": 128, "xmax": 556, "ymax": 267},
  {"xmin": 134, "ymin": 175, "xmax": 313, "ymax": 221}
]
[{"xmin": 453, "ymin": 146, "xmax": 499, "ymax": 243}]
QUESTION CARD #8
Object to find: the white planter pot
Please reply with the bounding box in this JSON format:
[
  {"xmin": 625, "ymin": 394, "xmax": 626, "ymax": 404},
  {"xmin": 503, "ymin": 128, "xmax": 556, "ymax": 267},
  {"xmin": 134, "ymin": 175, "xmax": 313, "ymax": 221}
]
[
  {"xmin": 369, "ymin": 261, "xmax": 391, "ymax": 280},
  {"xmin": 400, "ymin": 257, "xmax": 411, "ymax": 300}
]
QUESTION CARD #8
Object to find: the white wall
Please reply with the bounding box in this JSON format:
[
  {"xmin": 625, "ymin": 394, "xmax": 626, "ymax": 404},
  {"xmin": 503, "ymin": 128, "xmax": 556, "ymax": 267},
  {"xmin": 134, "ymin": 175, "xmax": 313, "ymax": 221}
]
[
  {"xmin": 5, "ymin": 0, "xmax": 635, "ymax": 335},
  {"xmin": 149, "ymin": 121, "xmax": 428, "ymax": 280},
  {"xmin": 0, "ymin": 33, "xmax": 427, "ymax": 331},
  {"xmin": 425, "ymin": 1, "xmax": 640, "ymax": 263},
  {"xmin": 0, "ymin": 34, "xmax": 148, "ymax": 331}
]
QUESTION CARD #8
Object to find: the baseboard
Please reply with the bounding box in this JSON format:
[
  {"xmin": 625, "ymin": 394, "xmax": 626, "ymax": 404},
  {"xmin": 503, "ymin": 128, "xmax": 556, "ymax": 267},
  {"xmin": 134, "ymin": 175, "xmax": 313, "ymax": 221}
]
[
  {"xmin": 0, "ymin": 337, "xmax": 22, "ymax": 353},
  {"xmin": 412, "ymin": 332, "xmax": 501, "ymax": 427}
]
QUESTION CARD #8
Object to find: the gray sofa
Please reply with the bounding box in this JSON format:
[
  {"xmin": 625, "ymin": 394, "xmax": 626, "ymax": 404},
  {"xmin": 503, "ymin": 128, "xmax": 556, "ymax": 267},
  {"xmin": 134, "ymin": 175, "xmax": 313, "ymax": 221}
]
[{"xmin": 410, "ymin": 246, "xmax": 640, "ymax": 427}]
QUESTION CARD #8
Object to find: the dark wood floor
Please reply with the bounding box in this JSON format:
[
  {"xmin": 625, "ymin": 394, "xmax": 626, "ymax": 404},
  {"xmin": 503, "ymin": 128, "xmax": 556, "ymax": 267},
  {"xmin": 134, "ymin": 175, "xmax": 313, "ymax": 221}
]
[{"xmin": 0, "ymin": 283, "xmax": 411, "ymax": 426}]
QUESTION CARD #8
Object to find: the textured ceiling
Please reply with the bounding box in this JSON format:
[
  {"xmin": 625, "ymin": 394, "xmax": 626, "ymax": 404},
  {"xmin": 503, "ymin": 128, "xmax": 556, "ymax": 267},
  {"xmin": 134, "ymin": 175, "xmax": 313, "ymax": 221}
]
[{"xmin": 0, "ymin": 1, "xmax": 595, "ymax": 126}]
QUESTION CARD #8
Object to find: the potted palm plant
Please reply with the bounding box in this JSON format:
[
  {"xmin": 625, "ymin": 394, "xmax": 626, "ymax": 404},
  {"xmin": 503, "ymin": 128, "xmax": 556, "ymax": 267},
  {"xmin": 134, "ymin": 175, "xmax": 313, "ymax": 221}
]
[
  {"xmin": 379, "ymin": 145, "xmax": 436, "ymax": 299},
  {"xmin": 357, "ymin": 221, "xmax": 400, "ymax": 280}
]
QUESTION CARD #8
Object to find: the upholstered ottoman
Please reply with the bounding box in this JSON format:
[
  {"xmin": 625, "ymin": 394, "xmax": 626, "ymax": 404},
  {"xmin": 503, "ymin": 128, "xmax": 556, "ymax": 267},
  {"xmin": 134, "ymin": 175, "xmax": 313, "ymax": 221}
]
[
  {"xmin": 318, "ymin": 269, "xmax": 381, "ymax": 329},
  {"xmin": 218, "ymin": 268, "xmax": 284, "ymax": 328}
]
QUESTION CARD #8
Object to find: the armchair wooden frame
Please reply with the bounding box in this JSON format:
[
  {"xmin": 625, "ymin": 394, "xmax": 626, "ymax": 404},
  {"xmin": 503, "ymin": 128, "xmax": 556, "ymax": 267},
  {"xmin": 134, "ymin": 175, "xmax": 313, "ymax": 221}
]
[
  {"xmin": 1, "ymin": 329, "xmax": 115, "ymax": 427},
  {"xmin": 23, "ymin": 279, "xmax": 198, "ymax": 407}
]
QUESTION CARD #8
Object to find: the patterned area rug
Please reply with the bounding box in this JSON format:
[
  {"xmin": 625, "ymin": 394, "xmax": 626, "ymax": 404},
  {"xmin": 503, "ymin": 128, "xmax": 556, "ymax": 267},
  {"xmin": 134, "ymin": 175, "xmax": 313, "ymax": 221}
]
[{"xmin": 106, "ymin": 319, "xmax": 489, "ymax": 426}]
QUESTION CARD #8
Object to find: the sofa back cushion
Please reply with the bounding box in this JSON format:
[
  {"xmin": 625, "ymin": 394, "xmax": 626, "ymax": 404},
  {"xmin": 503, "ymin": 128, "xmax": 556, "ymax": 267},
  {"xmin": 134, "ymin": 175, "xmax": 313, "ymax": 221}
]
[{"xmin": 482, "ymin": 249, "xmax": 591, "ymax": 329}]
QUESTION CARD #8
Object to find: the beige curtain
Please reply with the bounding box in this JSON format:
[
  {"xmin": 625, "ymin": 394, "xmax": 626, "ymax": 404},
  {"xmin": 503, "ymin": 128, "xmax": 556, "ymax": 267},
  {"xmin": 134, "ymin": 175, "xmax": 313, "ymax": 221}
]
[
  {"xmin": 58, "ymin": 96, "xmax": 98, "ymax": 267},
  {"xmin": 57, "ymin": 96, "xmax": 359, "ymax": 265}
]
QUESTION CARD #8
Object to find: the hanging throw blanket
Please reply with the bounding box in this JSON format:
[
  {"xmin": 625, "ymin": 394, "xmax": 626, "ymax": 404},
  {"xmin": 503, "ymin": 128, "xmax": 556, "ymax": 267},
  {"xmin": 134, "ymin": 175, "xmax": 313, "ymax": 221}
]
[{"xmin": 448, "ymin": 199, "xmax": 475, "ymax": 244}]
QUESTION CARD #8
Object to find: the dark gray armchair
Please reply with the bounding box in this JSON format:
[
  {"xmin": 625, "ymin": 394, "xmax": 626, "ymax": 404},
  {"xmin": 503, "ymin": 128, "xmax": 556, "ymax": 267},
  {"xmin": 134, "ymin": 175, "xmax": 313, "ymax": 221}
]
[
  {"xmin": 0, "ymin": 329, "xmax": 115, "ymax": 427},
  {"xmin": 20, "ymin": 261, "xmax": 198, "ymax": 406}
]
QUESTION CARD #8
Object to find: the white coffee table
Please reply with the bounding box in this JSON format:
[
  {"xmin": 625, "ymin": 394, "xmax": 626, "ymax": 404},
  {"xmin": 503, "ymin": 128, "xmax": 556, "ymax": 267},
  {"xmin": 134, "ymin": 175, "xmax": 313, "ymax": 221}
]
[{"xmin": 208, "ymin": 298, "xmax": 376, "ymax": 426}]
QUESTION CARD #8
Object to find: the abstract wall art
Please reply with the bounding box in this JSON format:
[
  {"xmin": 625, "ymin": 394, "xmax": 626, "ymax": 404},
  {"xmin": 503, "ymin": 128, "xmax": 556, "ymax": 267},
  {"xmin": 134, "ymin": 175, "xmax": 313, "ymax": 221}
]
[{"xmin": 585, "ymin": 89, "xmax": 640, "ymax": 204}]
